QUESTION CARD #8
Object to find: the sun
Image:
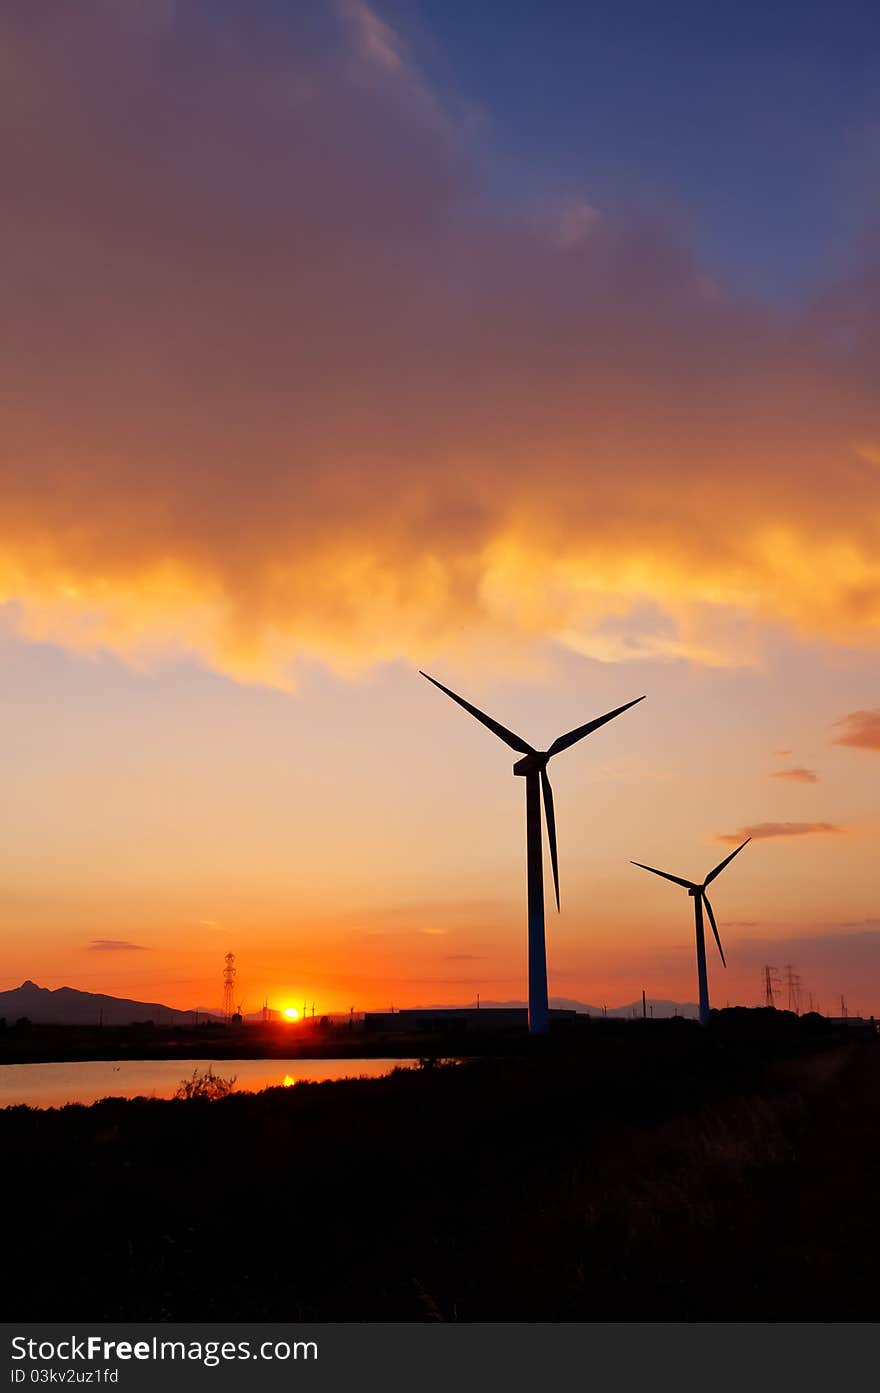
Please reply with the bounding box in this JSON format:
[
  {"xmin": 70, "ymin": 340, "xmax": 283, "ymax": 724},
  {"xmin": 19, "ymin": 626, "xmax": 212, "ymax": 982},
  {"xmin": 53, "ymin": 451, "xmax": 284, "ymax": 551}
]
[{"xmin": 282, "ymin": 1006, "xmax": 299, "ymax": 1021}]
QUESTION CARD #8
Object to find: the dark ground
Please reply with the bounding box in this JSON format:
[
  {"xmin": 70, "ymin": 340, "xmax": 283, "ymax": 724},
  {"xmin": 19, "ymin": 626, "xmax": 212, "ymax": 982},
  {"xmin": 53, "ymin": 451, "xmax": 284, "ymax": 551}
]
[{"xmin": 2, "ymin": 1012, "xmax": 878, "ymax": 1321}]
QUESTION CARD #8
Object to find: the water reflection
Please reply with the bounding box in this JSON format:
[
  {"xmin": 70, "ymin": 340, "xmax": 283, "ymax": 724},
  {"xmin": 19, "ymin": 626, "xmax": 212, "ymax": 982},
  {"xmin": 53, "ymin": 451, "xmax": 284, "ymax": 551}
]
[{"xmin": 0, "ymin": 1058, "xmax": 415, "ymax": 1109}]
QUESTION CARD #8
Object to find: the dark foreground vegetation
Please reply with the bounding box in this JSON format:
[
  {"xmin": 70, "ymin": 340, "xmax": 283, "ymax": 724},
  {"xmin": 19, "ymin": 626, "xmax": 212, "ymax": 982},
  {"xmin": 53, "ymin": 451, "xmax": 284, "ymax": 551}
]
[{"xmin": 3, "ymin": 1012, "xmax": 878, "ymax": 1320}]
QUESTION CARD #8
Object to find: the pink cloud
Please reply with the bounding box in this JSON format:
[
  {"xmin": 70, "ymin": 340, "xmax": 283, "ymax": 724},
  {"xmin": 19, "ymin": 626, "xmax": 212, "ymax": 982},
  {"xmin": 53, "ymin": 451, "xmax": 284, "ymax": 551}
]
[
  {"xmin": 717, "ymin": 822, "xmax": 844, "ymax": 844},
  {"xmin": 833, "ymin": 710, "xmax": 880, "ymax": 751}
]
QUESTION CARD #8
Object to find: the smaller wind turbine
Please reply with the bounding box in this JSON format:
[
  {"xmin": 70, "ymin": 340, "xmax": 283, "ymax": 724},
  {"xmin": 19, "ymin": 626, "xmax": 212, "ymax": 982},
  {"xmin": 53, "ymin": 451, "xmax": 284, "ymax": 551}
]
[{"xmin": 631, "ymin": 838, "xmax": 750, "ymax": 1025}]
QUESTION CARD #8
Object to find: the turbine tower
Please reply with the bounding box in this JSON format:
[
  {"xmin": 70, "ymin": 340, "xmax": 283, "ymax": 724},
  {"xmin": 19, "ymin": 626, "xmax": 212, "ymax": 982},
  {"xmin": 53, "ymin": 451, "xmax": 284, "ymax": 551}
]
[
  {"xmin": 631, "ymin": 839, "xmax": 750, "ymax": 1025},
  {"xmin": 421, "ymin": 672, "xmax": 644, "ymax": 1034}
]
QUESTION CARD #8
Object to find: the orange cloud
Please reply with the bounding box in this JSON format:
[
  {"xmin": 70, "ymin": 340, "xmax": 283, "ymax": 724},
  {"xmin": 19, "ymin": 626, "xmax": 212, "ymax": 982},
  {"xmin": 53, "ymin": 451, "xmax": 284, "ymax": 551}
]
[
  {"xmin": 87, "ymin": 939, "xmax": 148, "ymax": 952},
  {"xmin": 717, "ymin": 822, "xmax": 844, "ymax": 843},
  {"xmin": 833, "ymin": 710, "xmax": 880, "ymax": 751},
  {"xmin": 1, "ymin": 3, "xmax": 879, "ymax": 687},
  {"xmin": 771, "ymin": 767, "xmax": 819, "ymax": 783}
]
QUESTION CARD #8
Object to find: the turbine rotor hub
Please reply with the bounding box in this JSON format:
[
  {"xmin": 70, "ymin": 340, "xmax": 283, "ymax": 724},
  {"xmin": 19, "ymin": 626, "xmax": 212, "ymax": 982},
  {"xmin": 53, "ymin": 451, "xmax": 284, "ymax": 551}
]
[{"xmin": 512, "ymin": 751, "xmax": 549, "ymax": 776}]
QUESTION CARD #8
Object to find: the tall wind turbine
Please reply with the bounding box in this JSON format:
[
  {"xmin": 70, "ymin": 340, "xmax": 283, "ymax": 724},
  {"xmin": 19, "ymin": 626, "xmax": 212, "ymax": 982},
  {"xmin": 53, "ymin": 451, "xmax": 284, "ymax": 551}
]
[
  {"xmin": 630, "ymin": 839, "xmax": 750, "ymax": 1025},
  {"xmin": 420, "ymin": 673, "xmax": 645, "ymax": 1034}
]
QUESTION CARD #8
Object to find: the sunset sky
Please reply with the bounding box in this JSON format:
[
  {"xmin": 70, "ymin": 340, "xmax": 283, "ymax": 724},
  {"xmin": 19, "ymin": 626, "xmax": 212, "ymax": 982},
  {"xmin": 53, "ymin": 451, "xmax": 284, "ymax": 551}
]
[{"xmin": 1, "ymin": 0, "xmax": 878, "ymax": 1016}]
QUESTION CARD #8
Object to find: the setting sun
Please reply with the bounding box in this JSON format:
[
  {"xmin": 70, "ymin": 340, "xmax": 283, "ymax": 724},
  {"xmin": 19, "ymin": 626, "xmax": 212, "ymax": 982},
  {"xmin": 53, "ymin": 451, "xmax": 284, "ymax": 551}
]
[{"xmin": 283, "ymin": 1007, "xmax": 299, "ymax": 1021}]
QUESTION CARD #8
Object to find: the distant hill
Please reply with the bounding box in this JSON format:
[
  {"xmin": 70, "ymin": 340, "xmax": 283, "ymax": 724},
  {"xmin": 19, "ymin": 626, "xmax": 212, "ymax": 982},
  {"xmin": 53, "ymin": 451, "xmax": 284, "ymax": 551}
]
[
  {"xmin": 0, "ymin": 981, "xmax": 701, "ymax": 1026},
  {"xmin": 450, "ymin": 997, "xmax": 701, "ymax": 1020},
  {"xmin": 0, "ymin": 980, "xmax": 215, "ymax": 1026}
]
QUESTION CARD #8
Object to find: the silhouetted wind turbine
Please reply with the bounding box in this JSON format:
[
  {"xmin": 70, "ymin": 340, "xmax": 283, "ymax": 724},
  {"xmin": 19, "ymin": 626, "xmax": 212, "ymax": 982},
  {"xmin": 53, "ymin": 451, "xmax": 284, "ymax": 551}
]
[
  {"xmin": 631, "ymin": 838, "xmax": 750, "ymax": 1026},
  {"xmin": 420, "ymin": 672, "xmax": 645, "ymax": 1034}
]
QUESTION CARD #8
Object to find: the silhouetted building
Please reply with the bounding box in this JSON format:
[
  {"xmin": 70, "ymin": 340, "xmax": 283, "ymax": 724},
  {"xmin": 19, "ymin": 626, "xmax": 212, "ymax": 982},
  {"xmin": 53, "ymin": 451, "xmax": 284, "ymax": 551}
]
[{"xmin": 363, "ymin": 1007, "xmax": 578, "ymax": 1033}]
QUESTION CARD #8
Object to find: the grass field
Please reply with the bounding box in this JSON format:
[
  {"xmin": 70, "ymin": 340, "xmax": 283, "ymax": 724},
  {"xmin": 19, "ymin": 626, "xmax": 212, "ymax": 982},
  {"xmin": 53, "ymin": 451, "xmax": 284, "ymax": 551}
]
[{"xmin": 2, "ymin": 1016, "xmax": 878, "ymax": 1320}]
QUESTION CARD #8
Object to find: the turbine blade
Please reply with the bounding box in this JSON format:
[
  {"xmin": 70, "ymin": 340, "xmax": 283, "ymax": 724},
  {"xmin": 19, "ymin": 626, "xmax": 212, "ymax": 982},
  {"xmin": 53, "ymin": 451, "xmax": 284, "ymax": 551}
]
[
  {"xmin": 546, "ymin": 695, "xmax": 645, "ymax": 758},
  {"xmin": 702, "ymin": 893, "xmax": 726, "ymax": 967},
  {"xmin": 704, "ymin": 836, "xmax": 751, "ymax": 886},
  {"xmin": 630, "ymin": 861, "xmax": 695, "ymax": 891},
  {"xmin": 540, "ymin": 767, "xmax": 560, "ymax": 912},
  {"xmin": 419, "ymin": 672, "xmax": 535, "ymax": 755}
]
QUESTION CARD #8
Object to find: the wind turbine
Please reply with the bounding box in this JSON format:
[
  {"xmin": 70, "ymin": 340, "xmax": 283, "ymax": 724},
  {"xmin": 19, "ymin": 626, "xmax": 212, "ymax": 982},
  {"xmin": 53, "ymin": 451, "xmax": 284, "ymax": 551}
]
[
  {"xmin": 420, "ymin": 672, "xmax": 645, "ymax": 1034},
  {"xmin": 630, "ymin": 838, "xmax": 750, "ymax": 1025}
]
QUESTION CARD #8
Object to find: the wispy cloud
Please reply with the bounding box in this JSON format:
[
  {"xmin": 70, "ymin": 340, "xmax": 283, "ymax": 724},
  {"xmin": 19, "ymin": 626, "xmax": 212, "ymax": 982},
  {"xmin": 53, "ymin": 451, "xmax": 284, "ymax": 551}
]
[
  {"xmin": 87, "ymin": 939, "xmax": 148, "ymax": 952},
  {"xmin": 771, "ymin": 767, "xmax": 819, "ymax": 783},
  {"xmin": 833, "ymin": 710, "xmax": 880, "ymax": 751},
  {"xmin": 716, "ymin": 822, "xmax": 844, "ymax": 843}
]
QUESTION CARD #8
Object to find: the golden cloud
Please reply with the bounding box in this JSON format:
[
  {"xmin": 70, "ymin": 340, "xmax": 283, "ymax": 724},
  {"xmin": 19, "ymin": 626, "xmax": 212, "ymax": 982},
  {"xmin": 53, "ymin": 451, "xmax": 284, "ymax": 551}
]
[
  {"xmin": 1, "ymin": 2, "xmax": 879, "ymax": 687},
  {"xmin": 770, "ymin": 768, "xmax": 819, "ymax": 783}
]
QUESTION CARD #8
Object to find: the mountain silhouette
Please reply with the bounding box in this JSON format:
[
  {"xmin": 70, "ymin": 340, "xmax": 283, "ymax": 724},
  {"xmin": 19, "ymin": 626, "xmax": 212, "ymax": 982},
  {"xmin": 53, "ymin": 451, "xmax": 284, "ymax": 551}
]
[
  {"xmin": 0, "ymin": 980, "xmax": 216, "ymax": 1026},
  {"xmin": 0, "ymin": 981, "xmax": 701, "ymax": 1026}
]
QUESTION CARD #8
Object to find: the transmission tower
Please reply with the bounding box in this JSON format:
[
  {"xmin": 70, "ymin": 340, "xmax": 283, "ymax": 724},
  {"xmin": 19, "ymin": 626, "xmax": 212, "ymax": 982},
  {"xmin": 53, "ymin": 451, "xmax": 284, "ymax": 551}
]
[
  {"xmin": 763, "ymin": 964, "xmax": 781, "ymax": 1008},
  {"xmin": 222, "ymin": 952, "xmax": 236, "ymax": 1021},
  {"xmin": 784, "ymin": 963, "xmax": 802, "ymax": 1014}
]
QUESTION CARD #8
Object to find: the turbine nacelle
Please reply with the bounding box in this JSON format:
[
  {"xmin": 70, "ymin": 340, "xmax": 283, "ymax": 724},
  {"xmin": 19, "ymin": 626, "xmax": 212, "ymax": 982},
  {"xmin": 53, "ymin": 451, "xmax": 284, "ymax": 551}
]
[{"xmin": 512, "ymin": 752, "xmax": 549, "ymax": 776}]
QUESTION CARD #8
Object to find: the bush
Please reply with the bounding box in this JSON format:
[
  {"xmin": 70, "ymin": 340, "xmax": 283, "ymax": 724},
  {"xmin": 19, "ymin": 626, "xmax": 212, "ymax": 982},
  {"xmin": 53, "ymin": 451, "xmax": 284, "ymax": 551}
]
[{"xmin": 174, "ymin": 1066, "xmax": 237, "ymax": 1101}]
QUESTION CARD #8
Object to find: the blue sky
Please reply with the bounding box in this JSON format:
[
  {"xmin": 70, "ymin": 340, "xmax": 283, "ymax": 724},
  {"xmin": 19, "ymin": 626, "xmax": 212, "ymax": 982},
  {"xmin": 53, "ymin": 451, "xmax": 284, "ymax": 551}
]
[{"xmin": 382, "ymin": 0, "xmax": 880, "ymax": 300}]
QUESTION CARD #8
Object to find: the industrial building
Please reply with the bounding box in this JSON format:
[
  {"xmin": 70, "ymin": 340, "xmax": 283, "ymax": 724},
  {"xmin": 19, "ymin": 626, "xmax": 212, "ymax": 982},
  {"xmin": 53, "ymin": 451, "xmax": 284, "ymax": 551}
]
[{"xmin": 363, "ymin": 1007, "xmax": 579, "ymax": 1033}]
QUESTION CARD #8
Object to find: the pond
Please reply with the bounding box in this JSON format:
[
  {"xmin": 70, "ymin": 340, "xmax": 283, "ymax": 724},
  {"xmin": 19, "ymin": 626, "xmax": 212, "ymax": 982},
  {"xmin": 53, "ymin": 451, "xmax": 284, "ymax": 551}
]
[{"xmin": 0, "ymin": 1057, "xmax": 416, "ymax": 1109}]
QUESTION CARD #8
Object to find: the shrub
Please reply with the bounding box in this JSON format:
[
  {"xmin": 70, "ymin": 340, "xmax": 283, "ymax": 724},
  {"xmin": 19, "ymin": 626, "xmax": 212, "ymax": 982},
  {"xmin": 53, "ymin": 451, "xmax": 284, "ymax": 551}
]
[{"xmin": 174, "ymin": 1066, "xmax": 237, "ymax": 1101}]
